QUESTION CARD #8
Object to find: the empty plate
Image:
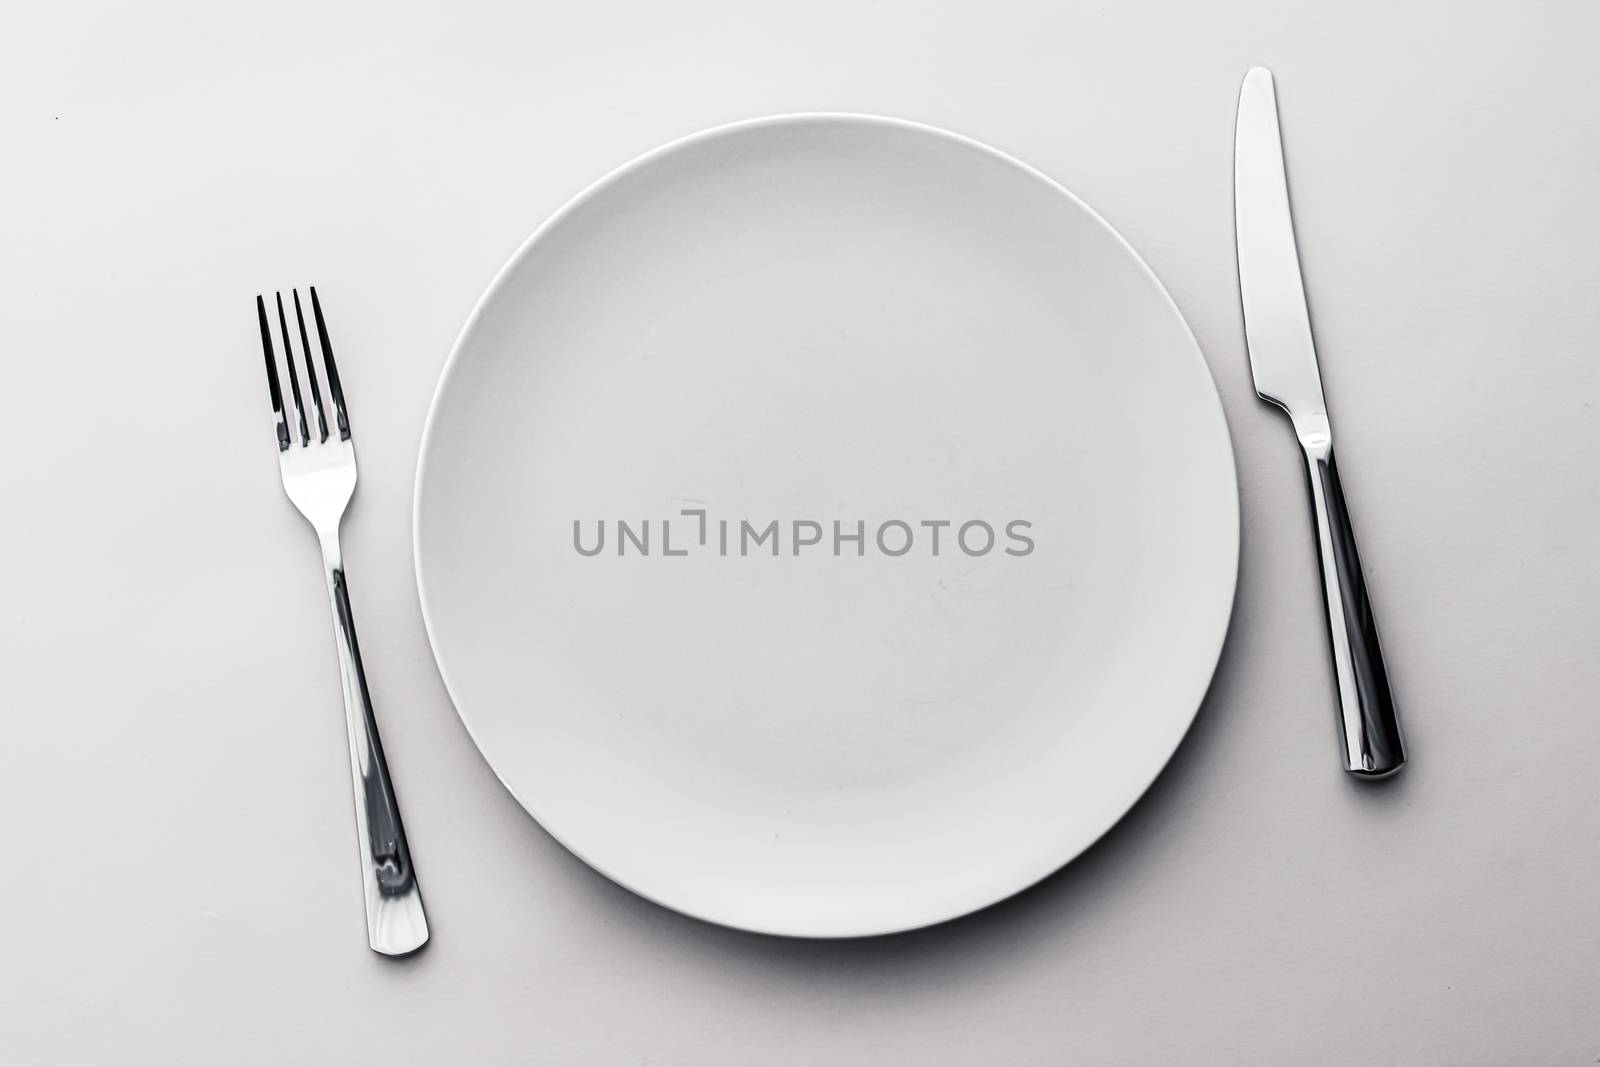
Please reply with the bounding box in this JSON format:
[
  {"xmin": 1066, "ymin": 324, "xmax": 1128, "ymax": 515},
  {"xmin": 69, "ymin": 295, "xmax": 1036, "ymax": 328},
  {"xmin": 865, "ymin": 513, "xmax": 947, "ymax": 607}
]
[{"xmin": 415, "ymin": 114, "xmax": 1237, "ymax": 937}]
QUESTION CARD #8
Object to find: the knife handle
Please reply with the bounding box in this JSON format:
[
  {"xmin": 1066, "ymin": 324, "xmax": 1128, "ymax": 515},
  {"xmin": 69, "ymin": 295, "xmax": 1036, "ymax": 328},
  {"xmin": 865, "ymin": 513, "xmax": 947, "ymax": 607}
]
[{"xmin": 1295, "ymin": 419, "xmax": 1406, "ymax": 777}]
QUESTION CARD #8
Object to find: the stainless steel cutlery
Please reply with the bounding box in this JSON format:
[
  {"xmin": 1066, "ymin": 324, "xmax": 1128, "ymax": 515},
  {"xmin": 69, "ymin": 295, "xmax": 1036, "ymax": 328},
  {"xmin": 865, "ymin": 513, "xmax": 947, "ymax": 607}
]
[
  {"xmin": 254, "ymin": 289, "xmax": 429, "ymax": 952},
  {"xmin": 1234, "ymin": 67, "xmax": 1406, "ymax": 777}
]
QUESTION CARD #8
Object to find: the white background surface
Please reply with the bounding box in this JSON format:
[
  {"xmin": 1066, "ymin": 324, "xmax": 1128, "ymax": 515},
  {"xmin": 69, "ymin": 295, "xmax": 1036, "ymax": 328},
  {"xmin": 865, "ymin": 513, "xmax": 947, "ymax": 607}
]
[{"xmin": 2, "ymin": 0, "xmax": 1597, "ymax": 1062}]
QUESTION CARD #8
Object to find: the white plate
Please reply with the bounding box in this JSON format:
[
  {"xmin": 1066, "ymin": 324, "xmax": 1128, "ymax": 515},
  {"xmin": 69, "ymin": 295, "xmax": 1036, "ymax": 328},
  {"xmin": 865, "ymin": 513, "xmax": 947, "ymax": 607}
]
[{"xmin": 415, "ymin": 114, "xmax": 1237, "ymax": 937}]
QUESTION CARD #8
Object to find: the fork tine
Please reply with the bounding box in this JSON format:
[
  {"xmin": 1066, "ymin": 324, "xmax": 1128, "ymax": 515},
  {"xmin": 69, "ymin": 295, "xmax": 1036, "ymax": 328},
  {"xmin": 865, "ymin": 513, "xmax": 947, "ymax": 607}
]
[
  {"xmin": 292, "ymin": 290, "xmax": 329, "ymax": 442},
  {"xmin": 309, "ymin": 286, "xmax": 350, "ymax": 439},
  {"xmin": 274, "ymin": 293, "xmax": 310, "ymax": 446},
  {"xmin": 256, "ymin": 295, "xmax": 291, "ymax": 451}
]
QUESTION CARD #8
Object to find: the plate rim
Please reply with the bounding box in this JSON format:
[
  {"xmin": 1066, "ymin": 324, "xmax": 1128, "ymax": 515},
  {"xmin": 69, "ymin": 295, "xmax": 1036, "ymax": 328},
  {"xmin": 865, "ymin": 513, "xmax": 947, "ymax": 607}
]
[{"xmin": 413, "ymin": 111, "xmax": 1240, "ymax": 938}]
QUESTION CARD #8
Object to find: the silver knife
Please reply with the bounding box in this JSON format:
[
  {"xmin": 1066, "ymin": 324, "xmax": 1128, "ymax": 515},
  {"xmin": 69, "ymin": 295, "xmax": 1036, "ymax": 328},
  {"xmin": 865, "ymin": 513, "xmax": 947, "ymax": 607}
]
[{"xmin": 1234, "ymin": 66, "xmax": 1406, "ymax": 777}]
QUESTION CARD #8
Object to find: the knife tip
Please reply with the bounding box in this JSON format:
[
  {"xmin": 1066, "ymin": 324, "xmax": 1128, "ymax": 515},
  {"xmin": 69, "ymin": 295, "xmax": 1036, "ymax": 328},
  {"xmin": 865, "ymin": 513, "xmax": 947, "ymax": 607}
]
[{"xmin": 1245, "ymin": 65, "xmax": 1274, "ymax": 85}]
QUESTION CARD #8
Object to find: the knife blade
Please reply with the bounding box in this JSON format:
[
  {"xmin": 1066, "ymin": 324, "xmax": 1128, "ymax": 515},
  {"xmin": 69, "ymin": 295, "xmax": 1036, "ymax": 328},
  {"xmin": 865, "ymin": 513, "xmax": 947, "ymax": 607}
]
[
  {"xmin": 1235, "ymin": 66, "xmax": 1327, "ymax": 420},
  {"xmin": 1233, "ymin": 66, "xmax": 1406, "ymax": 778}
]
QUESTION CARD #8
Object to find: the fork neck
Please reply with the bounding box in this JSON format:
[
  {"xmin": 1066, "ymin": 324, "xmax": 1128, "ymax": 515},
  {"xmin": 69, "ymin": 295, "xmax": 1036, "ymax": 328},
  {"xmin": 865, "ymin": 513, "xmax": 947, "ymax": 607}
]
[{"xmin": 316, "ymin": 528, "xmax": 345, "ymax": 573}]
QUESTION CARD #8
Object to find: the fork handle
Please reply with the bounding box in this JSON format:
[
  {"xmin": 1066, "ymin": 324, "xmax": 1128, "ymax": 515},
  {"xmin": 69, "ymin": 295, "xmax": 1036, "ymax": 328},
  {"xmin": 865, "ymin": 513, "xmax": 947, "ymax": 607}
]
[
  {"xmin": 1297, "ymin": 430, "xmax": 1406, "ymax": 777},
  {"xmin": 318, "ymin": 533, "xmax": 429, "ymax": 954}
]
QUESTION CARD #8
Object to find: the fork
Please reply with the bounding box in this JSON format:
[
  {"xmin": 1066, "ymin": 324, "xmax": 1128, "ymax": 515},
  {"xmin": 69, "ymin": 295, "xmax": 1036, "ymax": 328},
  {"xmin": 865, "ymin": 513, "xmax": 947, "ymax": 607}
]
[{"xmin": 254, "ymin": 288, "xmax": 428, "ymax": 955}]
